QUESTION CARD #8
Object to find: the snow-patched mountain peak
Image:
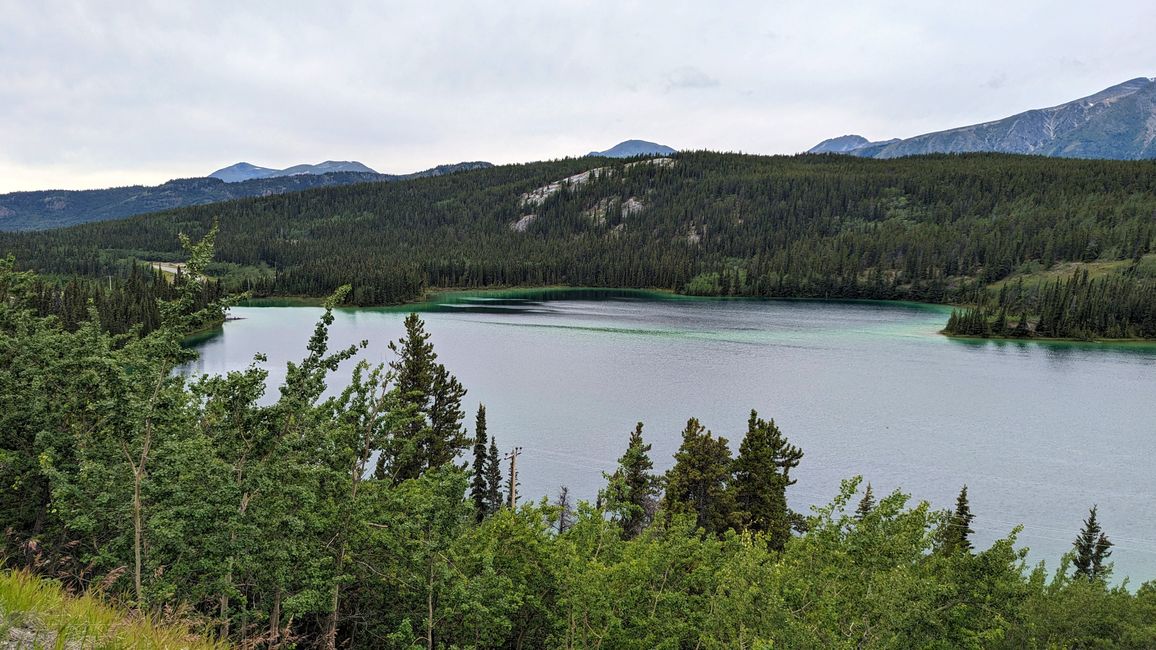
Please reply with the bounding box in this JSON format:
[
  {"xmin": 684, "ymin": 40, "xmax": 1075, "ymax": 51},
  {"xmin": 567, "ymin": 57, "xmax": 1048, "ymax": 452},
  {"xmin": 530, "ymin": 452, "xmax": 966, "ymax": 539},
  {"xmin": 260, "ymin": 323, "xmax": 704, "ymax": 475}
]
[{"xmin": 809, "ymin": 76, "xmax": 1156, "ymax": 160}]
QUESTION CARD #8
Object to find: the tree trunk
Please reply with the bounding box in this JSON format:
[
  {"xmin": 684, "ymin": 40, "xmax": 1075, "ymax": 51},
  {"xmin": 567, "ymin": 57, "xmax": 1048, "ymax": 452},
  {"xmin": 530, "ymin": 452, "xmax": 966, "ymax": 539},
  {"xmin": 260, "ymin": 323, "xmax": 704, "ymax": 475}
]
[
  {"xmin": 126, "ymin": 380, "xmax": 159, "ymax": 605},
  {"xmin": 219, "ymin": 592, "xmax": 230, "ymax": 641},
  {"xmin": 269, "ymin": 588, "xmax": 282, "ymax": 648},
  {"xmin": 133, "ymin": 469, "xmax": 143, "ymax": 603},
  {"xmin": 325, "ymin": 557, "xmax": 341, "ymax": 650},
  {"xmin": 427, "ymin": 561, "xmax": 435, "ymax": 650}
]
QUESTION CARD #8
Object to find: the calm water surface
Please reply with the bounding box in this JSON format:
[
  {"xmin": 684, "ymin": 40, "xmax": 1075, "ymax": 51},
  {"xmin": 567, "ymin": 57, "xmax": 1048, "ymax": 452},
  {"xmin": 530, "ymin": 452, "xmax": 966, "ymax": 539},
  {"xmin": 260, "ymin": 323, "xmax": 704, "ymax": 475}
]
[{"xmin": 185, "ymin": 292, "xmax": 1156, "ymax": 583}]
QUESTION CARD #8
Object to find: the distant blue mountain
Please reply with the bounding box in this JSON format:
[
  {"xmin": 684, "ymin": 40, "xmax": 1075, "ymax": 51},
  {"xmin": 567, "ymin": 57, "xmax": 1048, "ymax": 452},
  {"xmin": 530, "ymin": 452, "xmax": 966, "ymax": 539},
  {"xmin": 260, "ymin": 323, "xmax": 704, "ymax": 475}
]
[
  {"xmin": 587, "ymin": 140, "xmax": 677, "ymax": 158},
  {"xmin": 809, "ymin": 77, "xmax": 1156, "ymax": 160},
  {"xmin": 210, "ymin": 160, "xmax": 379, "ymax": 182},
  {"xmin": 0, "ymin": 161, "xmax": 492, "ymax": 231}
]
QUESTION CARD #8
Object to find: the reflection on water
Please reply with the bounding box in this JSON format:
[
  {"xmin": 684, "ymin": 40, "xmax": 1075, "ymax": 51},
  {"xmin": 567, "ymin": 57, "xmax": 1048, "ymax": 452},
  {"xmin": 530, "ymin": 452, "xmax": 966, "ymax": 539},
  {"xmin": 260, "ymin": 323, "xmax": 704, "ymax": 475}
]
[
  {"xmin": 946, "ymin": 333, "xmax": 1156, "ymax": 364},
  {"xmin": 186, "ymin": 290, "xmax": 1156, "ymax": 584}
]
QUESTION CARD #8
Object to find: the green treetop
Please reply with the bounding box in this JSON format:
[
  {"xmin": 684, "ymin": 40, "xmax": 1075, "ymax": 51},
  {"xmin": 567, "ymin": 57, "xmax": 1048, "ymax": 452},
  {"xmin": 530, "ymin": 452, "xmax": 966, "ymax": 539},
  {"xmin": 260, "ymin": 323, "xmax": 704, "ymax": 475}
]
[
  {"xmin": 470, "ymin": 404, "xmax": 489, "ymax": 522},
  {"xmin": 732, "ymin": 410, "xmax": 804, "ymax": 550},
  {"xmin": 663, "ymin": 418, "xmax": 736, "ymax": 536},
  {"xmin": 600, "ymin": 422, "xmax": 660, "ymax": 539},
  {"xmin": 375, "ymin": 313, "xmax": 468, "ymax": 482},
  {"xmin": 1073, "ymin": 505, "xmax": 1113, "ymax": 581},
  {"xmin": 938, "ymin": 484, "xmax": 976, "ymax": 555}
]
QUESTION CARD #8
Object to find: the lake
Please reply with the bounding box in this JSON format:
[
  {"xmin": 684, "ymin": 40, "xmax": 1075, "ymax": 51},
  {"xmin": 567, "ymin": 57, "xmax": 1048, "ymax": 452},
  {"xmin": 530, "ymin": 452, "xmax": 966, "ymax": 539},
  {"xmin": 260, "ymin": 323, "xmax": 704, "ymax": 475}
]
[{"xmin": 184, "ymin": 290, "xmax": 1156, "ymax": 584}]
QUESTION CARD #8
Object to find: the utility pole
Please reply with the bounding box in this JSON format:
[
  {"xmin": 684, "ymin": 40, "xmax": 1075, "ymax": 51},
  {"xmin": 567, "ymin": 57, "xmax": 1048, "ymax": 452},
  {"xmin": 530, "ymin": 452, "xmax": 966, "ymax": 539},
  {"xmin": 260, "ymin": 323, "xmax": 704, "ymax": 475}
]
[{"xmin": 505, "ymin": 447, "xmax": 522, "ymax": 508}]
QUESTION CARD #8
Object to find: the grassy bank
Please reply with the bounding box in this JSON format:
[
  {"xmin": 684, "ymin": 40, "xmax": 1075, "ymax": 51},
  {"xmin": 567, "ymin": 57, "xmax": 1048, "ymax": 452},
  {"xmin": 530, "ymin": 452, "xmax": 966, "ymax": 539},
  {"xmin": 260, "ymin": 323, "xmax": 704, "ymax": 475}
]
[{"xmin": 0, "ymin": 570, "xmax": 225, "ymax": 649}]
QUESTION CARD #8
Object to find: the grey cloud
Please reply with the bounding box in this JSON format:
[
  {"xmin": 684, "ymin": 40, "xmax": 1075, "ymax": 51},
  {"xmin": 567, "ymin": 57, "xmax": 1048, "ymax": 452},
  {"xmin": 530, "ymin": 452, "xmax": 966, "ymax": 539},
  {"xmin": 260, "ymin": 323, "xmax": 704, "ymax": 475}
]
[
  {"xmin": 982, "ymin": 73, "xmax": 1008, "ymax": 90},
  {"xmin": 665, "ymin": 66, "xmax": 721, "ymax": 91},
  {"xmin": 1, "ymin": 0, "xmax": 1155, "ymax": 192}
]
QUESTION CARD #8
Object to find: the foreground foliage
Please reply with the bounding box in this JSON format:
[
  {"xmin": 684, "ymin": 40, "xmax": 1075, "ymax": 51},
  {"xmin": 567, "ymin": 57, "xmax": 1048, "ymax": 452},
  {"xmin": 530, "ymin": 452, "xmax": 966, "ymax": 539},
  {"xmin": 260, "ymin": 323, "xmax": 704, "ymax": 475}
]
[{"xmin": 2, "ymin": 250, "xmax": 1155, "ymax": 648}]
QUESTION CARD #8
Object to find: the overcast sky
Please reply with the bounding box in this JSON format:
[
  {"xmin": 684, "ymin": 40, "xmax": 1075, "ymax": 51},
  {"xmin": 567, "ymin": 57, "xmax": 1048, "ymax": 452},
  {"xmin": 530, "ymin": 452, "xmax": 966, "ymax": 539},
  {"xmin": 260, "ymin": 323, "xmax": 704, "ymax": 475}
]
[{"xmin": 2, "ymin": 0, "xmax": 1155, "ymax": 192}]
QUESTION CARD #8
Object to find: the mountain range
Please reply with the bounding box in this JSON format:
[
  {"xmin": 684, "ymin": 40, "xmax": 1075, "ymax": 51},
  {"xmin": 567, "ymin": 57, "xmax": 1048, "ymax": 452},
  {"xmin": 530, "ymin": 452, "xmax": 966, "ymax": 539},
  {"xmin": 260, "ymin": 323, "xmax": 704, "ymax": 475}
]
[
  {"xmin": 0, "ymin": 139, "xmax": 679, "ymax": 231},
  {"xmin": 209, "ymin": 160, "xmax": 379, "ymax": 183},
  {"xmin": 0, "ymin": 162, "xmax": 491, "ymax": 231},
  {"xmin": 810, "ymin": 77, "xmax": 1156, "ymax": 159},
  {"xmin": 7, "ymin": 73, "xmax": 1156, "ymax": 234}
]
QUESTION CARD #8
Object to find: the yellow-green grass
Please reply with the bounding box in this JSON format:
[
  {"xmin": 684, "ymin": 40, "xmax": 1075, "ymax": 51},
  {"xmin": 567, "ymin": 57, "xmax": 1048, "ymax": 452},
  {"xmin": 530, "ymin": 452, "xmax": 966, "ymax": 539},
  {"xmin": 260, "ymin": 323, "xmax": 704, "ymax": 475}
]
[
  {"xmin": 0, "ymin": 569, "xmax": 226, "ymax": 649},
  {"xmin": 987, "ymin": 254, "xmax": 1156, "ymax": 292}
]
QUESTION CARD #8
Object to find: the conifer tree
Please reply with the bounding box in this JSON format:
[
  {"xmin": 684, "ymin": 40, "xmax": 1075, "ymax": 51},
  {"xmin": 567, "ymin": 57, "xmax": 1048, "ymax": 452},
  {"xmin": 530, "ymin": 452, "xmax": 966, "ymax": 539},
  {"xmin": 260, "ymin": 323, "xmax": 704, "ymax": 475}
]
[
  {"xmin": 376, "ymin": 313, "xmax": 434, "ymax": 481},
  {"xmin": 374, "ymin": 313, "xmax": 467, "ymax": 482},
  {"xmin": 939, "ymin": 485, "xmax": 975, "ymax": 554},
  {"xmin": 663, "ymin": 418, "xmax": 736, "ymax": 535},
  {"xmin": 426, "ymin": 363, "xmax": 467, "ymax": 469},
  {"xmin": 470, "ymin": 404, "xmax": 489, "ymax": 523},
  {"xmin": 1012, "ymin": 312, "xmax": 1030, "ymax": 338},
  {"xmin": 731, "ymin": 410, "xmax": 803, "ymax": 551},
  {"xmin": 855, "ymin": 482, "xmax": 876, "ymax": 521},
  {"xmin": 485, "ymin": 438, "xmax": 503, "ymax": 514},
  {"xmin": 554, "ymin": 486, "xmax": 574, "ymax": 534},
  {"xmin": 1073, "ymin": 505, "xmax": 1113, "ymax": 580},
  {"xmin": 600, "ymin": 422, "xmax": 660, "ymax": 539},
  {"xmin": 989, "ymin": 309, "xmax": 1006, "ymax": 335}
]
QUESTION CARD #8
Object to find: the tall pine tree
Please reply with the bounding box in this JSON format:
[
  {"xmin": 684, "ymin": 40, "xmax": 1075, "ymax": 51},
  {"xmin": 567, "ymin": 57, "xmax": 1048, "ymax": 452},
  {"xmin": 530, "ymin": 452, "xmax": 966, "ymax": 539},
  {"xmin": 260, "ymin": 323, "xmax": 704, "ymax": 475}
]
[
  {"xmin": 938, "ymin": 485, "xmax": 975, "ymax": 555},
  {"xmin": 855, "ymin": 482, "xmax": 876, "ymax": 521},
  {"xmin": 600, "ymin": 422, "xmax": 660, "ymax": 539},
  {"xmin": 663, "ymin": 418, "xmax": 735, "ymax": 536},
  {"xmin": 470, "ymin": 404, "xmax": 489, "ymax": 522},
  {"xmin": 731, "ymin": 410, "xmax": 803, "ymax": 551},
  {"xmin": 485, "ymin": 438, "xmax": 503, "ymax": 514},
  {"xmin": 1073, "ymin": 505, "xmax": 1113, "ymax": 580},
  {"xmin": 425, "ymin": 363, "xmax": 467, "ymax": 469},
  {"xmin": 374, "ymin": 313, "xmax": 467, "ymax": 482}
]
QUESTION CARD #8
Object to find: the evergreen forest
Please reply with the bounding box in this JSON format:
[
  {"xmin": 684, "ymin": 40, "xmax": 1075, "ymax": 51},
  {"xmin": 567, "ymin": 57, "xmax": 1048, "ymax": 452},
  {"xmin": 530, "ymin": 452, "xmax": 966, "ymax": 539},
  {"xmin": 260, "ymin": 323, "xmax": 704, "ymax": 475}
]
[
  {"xmin": 2, "ymin": 232, "xmax": 1154, "ymax": 649},
  {"xmin": 4, "ymin": 152, "xmax": 1156, "ymax": 340}
]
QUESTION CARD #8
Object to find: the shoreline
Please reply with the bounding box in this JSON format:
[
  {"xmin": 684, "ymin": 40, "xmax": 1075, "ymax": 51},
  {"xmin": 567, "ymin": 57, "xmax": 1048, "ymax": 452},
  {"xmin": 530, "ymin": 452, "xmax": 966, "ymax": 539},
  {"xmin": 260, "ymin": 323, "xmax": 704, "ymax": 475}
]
[
  {"xmin": 223, "ymin": 286, "xmax": 1153, "ymax": 346},
  {"xmin": 941, "ymin": 330, "xmax": 1156, "ymax": 346}
]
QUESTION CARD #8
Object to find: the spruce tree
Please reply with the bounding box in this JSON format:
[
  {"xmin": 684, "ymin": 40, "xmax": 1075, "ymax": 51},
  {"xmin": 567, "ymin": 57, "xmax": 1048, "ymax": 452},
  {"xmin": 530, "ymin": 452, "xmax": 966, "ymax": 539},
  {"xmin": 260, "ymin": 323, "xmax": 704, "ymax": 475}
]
[
  {"xmin": 376, "ymin": 313, "xmax": 435, "ymax": 481},
  {"xmin": 600, "ymin": 422, "xmax": 660, "ymax": 539},
  {"xmin": 731, "ymin": 410, "xmax": 803, "ymax": 551},
  {"xmin": 470, "ymin": 404, "xmax": 489, "ymax": 523},
  {"xmin": 1012, "ymin": 312, "xmax": 1030, "ymax": 338},
  {"xmin": 425, "ymin": 363, "xmax": 467, "ymax": 469},
  {"xmin": 485, "ymin": 438, "xmax": 503, "ymax": 514},
  {"xmin": 554, "ymin": 486, "xmax": 574, "ymax": 534},
  {"xmin": 939, "ymin": 485, "xmax": 975, "ymax": 554},
  {"xmin": 663, "ymin": 418, "xmax": 736, "ymax": 535},
  {"xmin": 375, "ymin": 313, "xmax": 468, "ymax": 482},
  {"xmin": 992, "ymin": 310, "xmax": 1007, "ymax": 335},
  {"xmin": 1073, "ymin": 505, "xmax": 1113, "ymax": 580},
  {"xmin": 855, "ymin": 482, "xmax": 876, "ymax": 521}
]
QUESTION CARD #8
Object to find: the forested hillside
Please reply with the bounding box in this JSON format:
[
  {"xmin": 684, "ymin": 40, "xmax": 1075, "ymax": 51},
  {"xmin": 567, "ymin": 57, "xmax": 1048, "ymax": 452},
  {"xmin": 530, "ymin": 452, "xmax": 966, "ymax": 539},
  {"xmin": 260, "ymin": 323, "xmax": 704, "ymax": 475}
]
[
  {"xmin": 2, "ymin": 242, "xmax": 1154, "ymax": 649},
  {"xmin": 4, "ymin": 152, "xmax": 1156, "ymax": 336}
]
